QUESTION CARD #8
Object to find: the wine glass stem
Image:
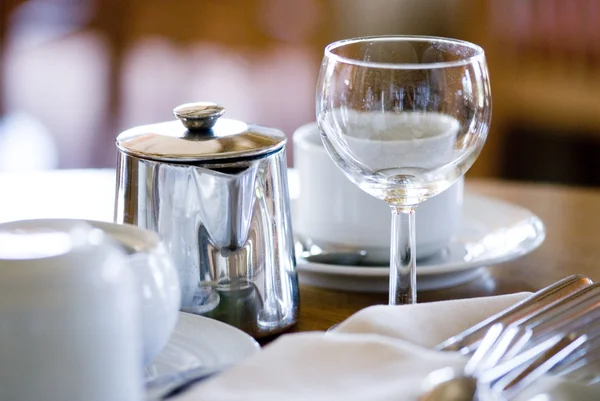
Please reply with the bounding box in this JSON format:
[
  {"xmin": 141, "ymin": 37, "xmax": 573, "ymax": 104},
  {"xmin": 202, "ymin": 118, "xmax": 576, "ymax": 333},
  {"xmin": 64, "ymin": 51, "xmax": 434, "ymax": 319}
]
[{"xmin": 389, "ymin": 205, "xmax": 417, "ymax": 305}]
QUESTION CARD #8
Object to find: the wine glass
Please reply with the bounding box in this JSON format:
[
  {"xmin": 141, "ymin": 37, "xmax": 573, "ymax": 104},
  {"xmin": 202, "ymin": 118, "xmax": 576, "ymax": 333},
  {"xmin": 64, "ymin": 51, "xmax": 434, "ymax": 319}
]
[{"xmin": 316, "ymin": 36, "xmax": 492, "ymax": 305}]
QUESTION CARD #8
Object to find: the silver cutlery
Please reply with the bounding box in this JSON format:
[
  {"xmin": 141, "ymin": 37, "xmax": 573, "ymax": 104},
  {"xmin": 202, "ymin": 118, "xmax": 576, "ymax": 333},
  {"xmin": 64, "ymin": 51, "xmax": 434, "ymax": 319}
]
[
  {"xmin": 423, "ymin": 274, "xmax": 600, "ymax": 400},
  {"xmin": 479, "ymin": 331, "xmax": 588, "ymax": 400},
  {"xmin": 420, "ymin": 324, "xmax": 588, "ymax": 401},
  {"xmin": 499, "ymin": 282, "xmax": 600, "ymax": 361},
  {"xmin": 436, "ymin": 274, "xmax": 593, "ymax": 354}
]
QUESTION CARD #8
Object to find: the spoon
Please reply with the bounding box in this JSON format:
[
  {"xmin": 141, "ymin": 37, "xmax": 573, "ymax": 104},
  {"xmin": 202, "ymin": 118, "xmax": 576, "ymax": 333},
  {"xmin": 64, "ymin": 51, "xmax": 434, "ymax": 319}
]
[
  {"xmin": 419, "ymin": 324, "xmax": 511, "ymax": 401},
  {"xmin": 295, "ymin": 239, "xmax": 386, "ymax": 266},
  {"xmin": 418, "ymin": 367, "xmax": 477, "ymax": 401}
]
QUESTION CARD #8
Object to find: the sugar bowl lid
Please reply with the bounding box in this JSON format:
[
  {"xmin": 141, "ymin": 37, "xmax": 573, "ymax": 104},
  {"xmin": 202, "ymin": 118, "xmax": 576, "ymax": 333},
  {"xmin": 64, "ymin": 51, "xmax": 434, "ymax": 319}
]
[{"xmin": 115, "ymin": 102, "xmax": 287, "ymax": 162}]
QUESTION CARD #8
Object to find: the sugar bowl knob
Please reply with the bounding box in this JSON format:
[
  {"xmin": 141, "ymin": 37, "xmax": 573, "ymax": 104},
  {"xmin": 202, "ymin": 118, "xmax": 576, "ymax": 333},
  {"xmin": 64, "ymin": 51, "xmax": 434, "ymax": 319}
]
[{"xmin": 173, "ymin": 102, "xmax": 225, "ymax": 131}]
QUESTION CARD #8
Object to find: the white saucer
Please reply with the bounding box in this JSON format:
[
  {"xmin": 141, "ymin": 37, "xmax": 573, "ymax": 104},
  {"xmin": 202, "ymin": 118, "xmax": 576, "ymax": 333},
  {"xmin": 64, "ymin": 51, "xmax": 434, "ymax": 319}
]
[
  {"xmin": 145, "ymin": 312, "xmax": 260, "ymax": 381},
  {"xmin": 296, "ymin": 194, "xmax": 545, "ymax": 292}
]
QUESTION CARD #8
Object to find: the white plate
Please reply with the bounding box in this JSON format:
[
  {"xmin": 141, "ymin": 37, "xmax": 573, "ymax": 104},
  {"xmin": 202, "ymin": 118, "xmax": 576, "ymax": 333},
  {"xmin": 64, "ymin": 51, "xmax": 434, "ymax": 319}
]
[
  {"xmin": 145, "ymin": 312, "xmax": 260, "ymax": 381},
  {"xmin": 0, "ymin": 173, "xmax": 261, "ymax": 383},
  {"xmin": 296, "ymin": 194, "xmax": 545, "ymax": 292}
]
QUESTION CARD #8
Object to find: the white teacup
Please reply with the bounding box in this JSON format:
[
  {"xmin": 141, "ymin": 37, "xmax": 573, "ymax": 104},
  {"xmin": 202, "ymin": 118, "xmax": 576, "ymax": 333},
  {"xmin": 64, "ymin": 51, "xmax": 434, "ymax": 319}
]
[
  {"xmin": 329, "ymin": 110, "xmax": 459, "ymax": 172},
  {"xmin": 0, "ymin": 221, "xmax": 144, "ymax": 401},
  {"xmin": 293, "ymin": 122, "xmax": 463, "ymax": 263},
  {"xmin": 0, "ymin": 219, "xmax": 181, "ymax": 366}
]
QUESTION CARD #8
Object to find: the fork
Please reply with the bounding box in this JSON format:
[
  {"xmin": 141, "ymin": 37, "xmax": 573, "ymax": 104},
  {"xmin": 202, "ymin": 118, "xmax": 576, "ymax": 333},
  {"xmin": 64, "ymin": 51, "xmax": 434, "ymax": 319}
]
[
  {"xmin": 419, "ymin": 323, "xmax": 587, "ymax": 401},
  {"xmin": 422, "ymin": 275, "xmax": 600, "ymax": 400}
]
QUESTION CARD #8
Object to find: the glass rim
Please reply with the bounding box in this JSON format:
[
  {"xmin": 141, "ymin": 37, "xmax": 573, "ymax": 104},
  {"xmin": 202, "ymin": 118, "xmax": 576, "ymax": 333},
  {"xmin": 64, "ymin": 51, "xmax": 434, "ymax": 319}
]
[{"xmin": 324, "ymin": 35, "xmax": 486, "ymax": 70}]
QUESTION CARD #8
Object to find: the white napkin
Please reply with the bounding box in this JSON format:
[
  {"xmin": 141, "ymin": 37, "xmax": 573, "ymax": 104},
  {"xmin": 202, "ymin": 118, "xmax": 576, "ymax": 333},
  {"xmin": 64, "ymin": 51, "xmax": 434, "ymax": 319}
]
[{"xmin": 173, "ymin": 293, "xmax": 534, "ymax": 401}]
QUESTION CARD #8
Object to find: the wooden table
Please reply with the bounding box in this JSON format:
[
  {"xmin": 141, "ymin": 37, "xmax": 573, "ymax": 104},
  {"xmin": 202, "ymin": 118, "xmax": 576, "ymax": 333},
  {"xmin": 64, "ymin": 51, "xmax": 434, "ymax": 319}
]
[
  {"xmin": 291, "ymin": 179, "xmax": 600, "ymax": 333},
  {"xmin": 1, "ymin": 171, "xmax": 598, "ymax": 338}
]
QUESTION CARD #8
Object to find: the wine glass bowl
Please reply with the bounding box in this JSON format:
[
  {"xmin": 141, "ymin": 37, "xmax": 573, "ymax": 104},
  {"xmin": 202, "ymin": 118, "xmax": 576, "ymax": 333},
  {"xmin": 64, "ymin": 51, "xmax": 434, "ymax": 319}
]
[
  {"xmin": 317, "ymin": 36, "xmax": 491, "ymax": 206},
  {"xmin": 316, "ymin": 36, "xmax": 492, "ymax": 305}
]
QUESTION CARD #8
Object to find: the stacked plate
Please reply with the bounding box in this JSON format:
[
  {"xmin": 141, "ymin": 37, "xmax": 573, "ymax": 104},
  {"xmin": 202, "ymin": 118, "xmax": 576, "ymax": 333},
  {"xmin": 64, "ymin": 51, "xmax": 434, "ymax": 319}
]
[{"xmin": 294, "ymin": 192, "xmax": 546, "ymax": 292}]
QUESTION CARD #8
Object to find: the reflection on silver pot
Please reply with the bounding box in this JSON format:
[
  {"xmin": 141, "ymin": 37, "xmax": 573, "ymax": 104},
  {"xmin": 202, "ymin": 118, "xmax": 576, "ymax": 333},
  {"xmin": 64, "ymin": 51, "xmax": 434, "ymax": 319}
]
[{"xmin": 114, "ymin": 102, "xmax": 299, "ymax": 338}]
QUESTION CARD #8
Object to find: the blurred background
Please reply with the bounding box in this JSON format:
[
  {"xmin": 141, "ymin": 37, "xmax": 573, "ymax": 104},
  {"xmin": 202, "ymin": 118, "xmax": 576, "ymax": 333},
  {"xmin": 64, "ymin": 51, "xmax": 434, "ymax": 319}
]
[{"xmin": 1, "ymin": 0, "xmax": 599, "ymax": 185}]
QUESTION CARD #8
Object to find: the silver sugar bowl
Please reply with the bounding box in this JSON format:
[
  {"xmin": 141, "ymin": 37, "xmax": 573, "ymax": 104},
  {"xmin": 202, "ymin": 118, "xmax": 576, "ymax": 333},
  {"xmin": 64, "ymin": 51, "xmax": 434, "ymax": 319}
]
[{"xmin": 114, "ymin": 102, "xmax": 299, "ymax": 338}]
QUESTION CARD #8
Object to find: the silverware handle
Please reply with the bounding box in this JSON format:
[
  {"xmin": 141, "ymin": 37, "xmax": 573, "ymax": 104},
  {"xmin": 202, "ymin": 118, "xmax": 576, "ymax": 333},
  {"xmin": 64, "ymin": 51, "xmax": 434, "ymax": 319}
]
[
  {"xmin": 436, "ymin": 274, "xmax": 592, "ymax": 353},
  {"xmin": 502, "ymin": 283, "xmax": 600, "ymax": 359}
]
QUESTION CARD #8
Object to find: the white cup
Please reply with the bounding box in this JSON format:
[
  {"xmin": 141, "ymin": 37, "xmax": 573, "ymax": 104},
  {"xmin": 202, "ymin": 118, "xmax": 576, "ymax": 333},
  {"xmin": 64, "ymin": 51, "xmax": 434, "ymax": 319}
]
[
  {"xmin": 330, "ymin": 110, "xmax": 459, "ymax": 171},
  {"xmin": 0, "ymin": 218, "xmax": 181, "ymax": 366},
  {"xmin": 86, "ymin": 220, "xmax": 181, "ymax": 365},
  {"xmin": 293, "ymin": 122, "xmax": 463, "ymax": 263},
  {"xmin": 0, "ymin": 221, "xmax": 144, "ymax": 401}
]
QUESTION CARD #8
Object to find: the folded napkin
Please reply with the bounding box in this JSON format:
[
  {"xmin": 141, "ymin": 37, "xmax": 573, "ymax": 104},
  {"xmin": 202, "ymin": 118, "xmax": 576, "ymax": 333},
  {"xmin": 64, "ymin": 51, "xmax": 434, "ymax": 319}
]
[{"xmin": 174, "ymin": 293, "xmax": 595, "ymax": 401}]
